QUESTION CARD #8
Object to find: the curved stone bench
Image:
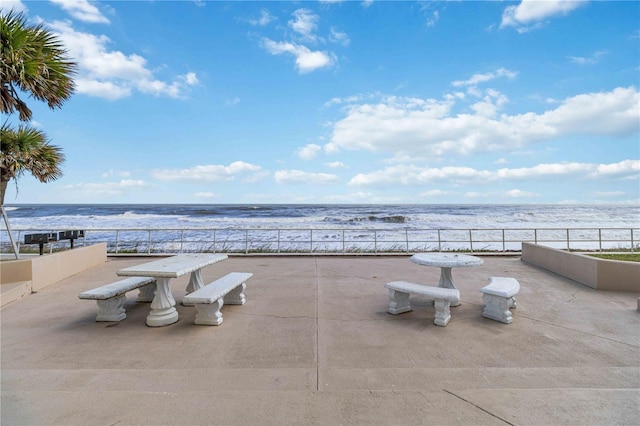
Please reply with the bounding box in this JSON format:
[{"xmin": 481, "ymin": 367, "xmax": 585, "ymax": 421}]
[
  {"xmin": 480, "ymin": 277, "xmax": 520, "ymax": 324},
  {"xmin": 384, "ymin": 281, "xmax": 460, "ymax": 327}
]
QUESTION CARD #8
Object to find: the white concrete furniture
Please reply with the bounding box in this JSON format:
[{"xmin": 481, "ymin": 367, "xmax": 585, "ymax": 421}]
[
  {"xmin": 480, "ymin": 276, "xmax": 520, "ymax": 324},
  {"xmin": 182, "ymin": 272, "xmax": 253, "ymax": 325},
  {"xmin": 78, "ymin": 276, "xmax": 156, "ymax": 322},
  {"xmin": 385, "ymin": 281, "xmax": 461, "ymax": 327},
  {"xmin": 410, "ymin": 253, "xmax": 483, "ymax": 306},
  {"xmin": 116, "ymin": 253, "xmax": 228, "ymax": 327}
]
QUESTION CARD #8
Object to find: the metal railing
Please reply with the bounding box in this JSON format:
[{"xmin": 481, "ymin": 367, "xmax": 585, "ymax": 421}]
[{"xmin": 2, "ymin": 227, "xmax": 638, "ymax": 256}]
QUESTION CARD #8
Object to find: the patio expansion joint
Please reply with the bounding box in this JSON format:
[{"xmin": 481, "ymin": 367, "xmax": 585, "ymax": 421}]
[{"xmin": 442, "ymin": 388, "xmax": 514, "ymax": 425}]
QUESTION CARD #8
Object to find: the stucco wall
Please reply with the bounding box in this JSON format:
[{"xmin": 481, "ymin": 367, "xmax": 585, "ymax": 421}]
[
  {"xmin": 521, "ymin": 242, "xmax": 639, "ymax": 292},
  {"xmin": 1, "ymin": 244, "xmax": 107, "ymax": 305}
]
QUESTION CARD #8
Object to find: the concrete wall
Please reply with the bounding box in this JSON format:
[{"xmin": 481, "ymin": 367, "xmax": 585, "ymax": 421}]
[
  {"xmin": 521, "ymin": 242, "xmax": 639, "ymax": 292},
  {"xmin": 0, "ymin": 244, "xmax": 107, "ymax": 306}
]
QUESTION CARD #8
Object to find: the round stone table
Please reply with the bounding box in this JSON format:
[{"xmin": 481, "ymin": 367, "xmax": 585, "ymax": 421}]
[{"xmin": 410, "ymin": 253, "xmax": 484, "ymax": 306}]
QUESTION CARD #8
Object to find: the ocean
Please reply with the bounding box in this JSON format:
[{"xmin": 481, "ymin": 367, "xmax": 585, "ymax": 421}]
[{"xmin": 3, "ymin": 204, "xmax": 639, "ymax": 253}]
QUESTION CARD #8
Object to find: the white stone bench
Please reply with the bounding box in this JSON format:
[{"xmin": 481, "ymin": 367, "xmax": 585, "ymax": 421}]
[
  {"xmin": 384, "ymin": 281, "xmax": 461, "ymax": 327},
  {"xmin": 78, "ymin": 277, "xmax": 157, "ymax": 322},
  {"xmin": 182, "ymin": 272, "xmax": 253, "ymax": 325},
  {"xmin": 480, "ymin": 277, "xmax": 520, "ymax": 324}
]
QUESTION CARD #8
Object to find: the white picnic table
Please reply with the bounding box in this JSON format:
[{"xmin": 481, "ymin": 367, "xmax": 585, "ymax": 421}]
[{"xmin": 116, "ymin": 253, "xmax": 228, "ymax": 327}]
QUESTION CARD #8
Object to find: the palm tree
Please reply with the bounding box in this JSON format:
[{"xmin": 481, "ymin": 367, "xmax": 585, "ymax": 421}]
[
  {"xmin": 1, "ymin": 9, "xmax": 76, "ymax": 257},
  {"xmin": 0, "ymin": 123, "xmax": 65, "ymax": 205},
  {"xmin": 1, "ymin": 9, "xmax": 77, "ymax": 121}
]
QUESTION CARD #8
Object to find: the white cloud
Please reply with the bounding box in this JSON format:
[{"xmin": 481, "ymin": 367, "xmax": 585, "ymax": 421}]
[
  {"xmin": 101, "ymin": 169, "xmax": 131, "ymax": 178},
  {"xmin": 326, "ymin": 85, "xmax": 640, "ymax": 157},
  {"xmin": 248, "ymin": 9, "xmax": 274, "ymax": 26},
  {"xmin": 289, "ymin": 9, "xmax": 318, "ymax": 41},
  {"xmin": 569, "ymin": 51, "xmax": 606, "ymax": 65},
  {"xmin": 420, "ymin": 189, "xmax": 449, "ymax": 197},
  {"xmin": 504, "ymin": 189, "xmax": 540, "ymax": 198},
  {"xmin": 296, "ymin": 144, "xmax": 322, "ymax": 160},
  {"xmin": 501, "ymin": 0, "xmax": 585, "ymax": 32},
  {"xmin": 325, "ymin": 161, "xmax": 347, "ymax": 169},
  {"xmin": 349, "ymin": 160, "xmax": 640, "ymax": 187},
  {"xmin": 275, "ymin": 169, "xmax": 339, "ymax": 184},
  {"xmin": 51, "ymin": 0, "xmax": 109, "ymax": 24},
  {"xmin": 262, "ymin": 38, "xmax": 335, "ymax": 73},
  {"xmin": 63, "ymin": 179, "xmax": 149, "ymax": 195},
  {"xmin": 152, "ymin": 161, "xmax": 264, "ymax": 183},
  {"xmin": 48, "ymin": 20, "xmax": 198, "ymax": 100},
  {"xmin": 0, "ymin": 0, "xmax": 27, "ymax": 13},
  {"xmin": 452, "ymin": 68, "xmax": 518, "ymax": 88},
  {"xmin": 329, "ymin": 27, "xmax": 350, "ymax": 46}
]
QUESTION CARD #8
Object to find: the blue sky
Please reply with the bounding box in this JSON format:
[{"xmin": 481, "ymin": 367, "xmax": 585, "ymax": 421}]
[{"xmin": 2, "ymin": 0, "xmax": 639, "ymax": 205}]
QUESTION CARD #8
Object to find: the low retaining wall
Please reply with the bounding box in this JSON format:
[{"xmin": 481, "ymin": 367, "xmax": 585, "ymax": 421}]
[
  {"xmin": 0, "ymin": 243, "xmax": 107, "ymax": 306},
  {"xmin": 521, "ymin": 242, "xmax": 639, "ymax": 292}
]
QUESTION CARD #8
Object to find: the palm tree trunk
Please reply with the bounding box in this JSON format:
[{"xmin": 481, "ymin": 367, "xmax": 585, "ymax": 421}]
[{"xmin": 1, "ymin": 205, "xmax": 19, "ymax": 259}]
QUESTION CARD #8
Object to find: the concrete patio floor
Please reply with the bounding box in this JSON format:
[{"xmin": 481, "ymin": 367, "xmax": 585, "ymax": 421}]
[{"xmin": 1, "ymin": 255, "xmax": 639, "ymax": 425}]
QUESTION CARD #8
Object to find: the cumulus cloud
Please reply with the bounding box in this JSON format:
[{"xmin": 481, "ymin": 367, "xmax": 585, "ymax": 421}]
[
  {"xmin": 152, "ymin": 161, "xmax": 264, "ymax": 183},
  {"xmin": 51, "ymin": 0, "xmax": 109, "ymax": 24},
  {"xmin": 262, "ymin": 38, "xmax": 335, "ymax": 73},
  {"xmin": 349, "ymin": 160, "xmax": 640, "ymax": 187},
  {"xmin": 260, "ymin": 8, "xmax": 342, "ymax": 73},
  {"xmin": 325, "ymin": 84, "xmax": 639, "ymax": 158},
  {"xmin": 501, "ymin": 0, "xmax": 585, "ymax": 33},
  {"xmin": 63, "ymin": 179, "xmax": 149, "ymax": 196},
  {"xmin": 47, "ymin": 20, "xmax": 198, "ymax": 100},
  {"xmin": 296, "ymin": 144, "xmax": 322, "ymax": 160},
  {"xmin": 275, "ymin": 170, "xmax": 339, "ymax": 184}
]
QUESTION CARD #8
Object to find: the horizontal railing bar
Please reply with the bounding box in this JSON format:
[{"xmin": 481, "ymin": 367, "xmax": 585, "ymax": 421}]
[{"xmin": 1, "ymin": 227, "xmax": 637, "ymax": 256}]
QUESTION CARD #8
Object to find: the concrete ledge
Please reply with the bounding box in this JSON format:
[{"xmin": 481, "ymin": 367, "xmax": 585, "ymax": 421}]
[
  {"xmin": 1, "ymin": 244, "xmax": 107, "ymax": 306},
  {"xmin": 521, "ymin": 242, "xmax": 640, "ymax": 292}
]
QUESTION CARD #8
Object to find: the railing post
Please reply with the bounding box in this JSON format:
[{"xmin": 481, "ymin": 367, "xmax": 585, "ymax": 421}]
[
  {"xmin": 502, "ymin": 229, "xmax": 505, "ymax": 252},
  {"xmin": 115, "ymin": 230, "xmax": 120, "ymax": 255},
  {"xmin": 598, "ymin": 229, "xmax": 602, "ymax": 252},
  {"xmin": 469, "ymin": 229, "xmax": 473, "ymax": 253},
  {"xmin": 405, "ymin": 229, "xmax": 409, "ymax": 254},
  {"xmin": 309, "ymin": 229, "xmax": 313, "ymax": 254},
  {"xmin": 437, "ymin": 229, "xmax": 442, "ymax": 252},
  {"xmin": 374, "ymin": 230, "xmax": 378, "ymax": 254},
  {"xmin": 245, "ymin": 229, "xmax": 249, "ymax": 254},
  {"xmin": 277, "ymin": 229, "xmax": 281, "ymax": 254},
  {"xmin": 631, "ymin": 228, "xmax": 635, "ymax": 253},
  {"xmin": 566, "ymin": 229, "xmax": 570, "ymax": 250},
  {"xmin": 342, "ymin": 229, "xmax": 345, "ymax": 254},
  {"xmin": 180, "ymin": 229, "xmax": 184, "ymax": 253}
]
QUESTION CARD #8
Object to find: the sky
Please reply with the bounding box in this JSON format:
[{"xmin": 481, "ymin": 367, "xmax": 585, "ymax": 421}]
[{"xmin": 2, "ymin": 0, "xmax": 639, "ymax": 205}]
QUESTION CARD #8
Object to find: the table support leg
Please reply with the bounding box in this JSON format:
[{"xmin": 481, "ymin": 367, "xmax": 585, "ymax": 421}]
[
  {"xmin": 183, "ymin": 269, "xmax": 204, "ymax": 306},
  {"xmin": 147, "ymin": 277, "xmax": 178, "ymax": 327},
  {"xmin": 438, "ymin": 267, "xmax": 460, "ymax": 306}
]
